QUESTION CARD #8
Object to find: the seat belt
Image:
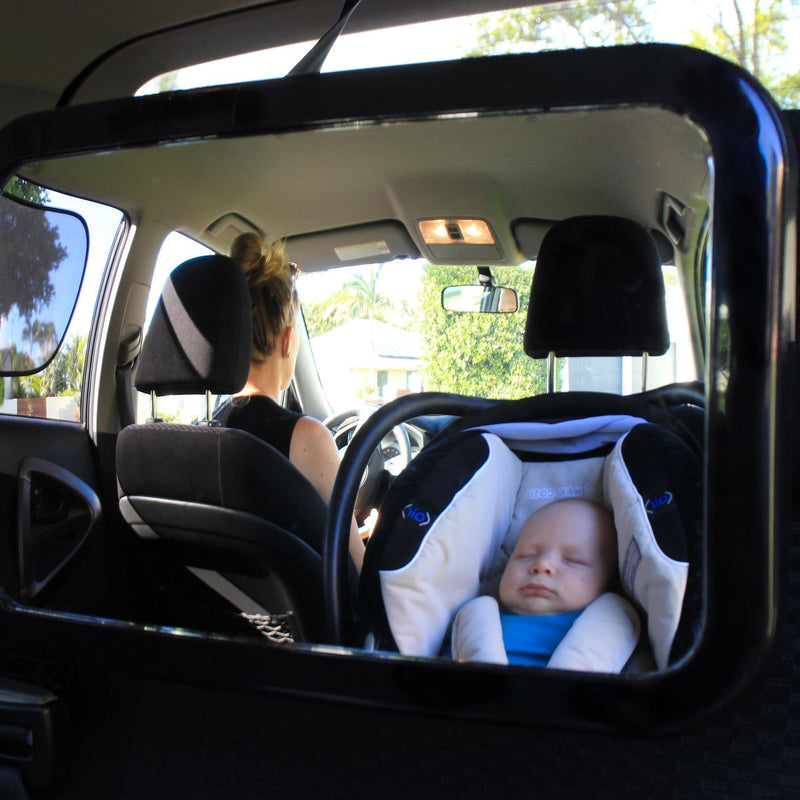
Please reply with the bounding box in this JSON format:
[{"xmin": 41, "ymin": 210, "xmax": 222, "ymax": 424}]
[{"xmin": 116, "ymin": 326, "xmax": 142, "ymax": 429}]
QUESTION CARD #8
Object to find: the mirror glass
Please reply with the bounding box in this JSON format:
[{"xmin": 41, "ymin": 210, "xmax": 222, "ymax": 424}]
[
  {"xmin": 0, "ymin": 184, "xmax": 89, "ymax": 376},
  {"xmin": 442, "ymin": 285, "xmax": 519, "ymax": 313},
  {"xmin": 7, "ymin": 100, "xmax": 712, "ymax": 679}
]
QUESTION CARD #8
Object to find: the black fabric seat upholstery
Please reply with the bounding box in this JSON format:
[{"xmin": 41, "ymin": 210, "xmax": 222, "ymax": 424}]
[
  {"xmin": 524, "ymin": 214, "xmax": 703, "ymax": 448},
  {"xmin": 525, "ymin": 215, "xmax": 670, "ymax": 357},
  {"xmin": 116, "ymin": 254, "xmax": 329, "ymax": 642}
]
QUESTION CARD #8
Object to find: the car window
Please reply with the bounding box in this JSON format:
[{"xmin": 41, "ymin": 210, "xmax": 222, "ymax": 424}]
[
  {"xmin": 136, "ymin": 1, "xmax": 800, "ymax": 110},
  {"xmin": 300, "ymin": 259, "xmax": 697, "ymax": 412},
  {"xmin": 0, "ymin": 177, "xmax": 123, "ymax": 421}
]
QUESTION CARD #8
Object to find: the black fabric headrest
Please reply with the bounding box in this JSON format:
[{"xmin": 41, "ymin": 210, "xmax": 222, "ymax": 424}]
[
  {"xmin": 524, "ymin": 216, "xmax": 669, "ymax": 358},
  {"xmin": 136, "ymin": 255, "xmax": 252, "ymax": 395}
]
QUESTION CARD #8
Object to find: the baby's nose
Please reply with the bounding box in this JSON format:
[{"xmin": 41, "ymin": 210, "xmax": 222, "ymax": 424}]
[{"xmin": 529, "ymin": 558, "xmax": 554, "ymax": 575}]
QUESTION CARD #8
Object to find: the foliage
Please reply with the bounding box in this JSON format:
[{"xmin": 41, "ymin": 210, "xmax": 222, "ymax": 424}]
[
  {"xmin": 302, "ymin": 299, "xmax": 348, "ymax": 337},
  {"xmin": 688, "ymin": 0, "xmax": 800, "ymax": 107},
  {"xmin": 329, "ymin": 267, "xmax": 392, "ymax": 320},
  {"xmin": 416, "ymin": 265, "xmax": 548, "ymax": 398},
  {"xmin": 5, "ymin": 334, "xmax": 86, "ymax": 399},
  {"xmin": 303, "ymin": 265, "xmax": 413, "ymax": 337},
  {"xmin": 466, "ymin": 1, "xmax": 654, "ymax": 55},
  {"xmin": 5, "ymin": 176, "xmax": 49, "ymax": 205},
  {"xmin": 467, "ymin": 1, "xmax": 800, "ymax": 108},
  {"xmin": 0, "ymin": 180, "xmax": 65, "ymax": 322}
]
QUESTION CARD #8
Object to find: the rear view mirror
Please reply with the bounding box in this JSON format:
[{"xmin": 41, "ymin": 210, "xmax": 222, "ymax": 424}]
[{"xmin": 442, "ymin": 285, "xmax": 519, "ymax": 313}]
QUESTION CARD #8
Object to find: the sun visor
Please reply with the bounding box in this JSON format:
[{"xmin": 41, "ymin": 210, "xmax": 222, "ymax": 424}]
[
  {"xmin": 285, "ymin": 220, "xmax": 420, "ymax": 270},
  {"xmin": 512, "ymin": 218, "xmax": 555, "ymax": 261}
]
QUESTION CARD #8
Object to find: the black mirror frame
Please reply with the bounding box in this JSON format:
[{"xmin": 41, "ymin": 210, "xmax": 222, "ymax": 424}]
[{"xmin": 0, "ymin": 44, "xmax": 794, "ymax": 733}]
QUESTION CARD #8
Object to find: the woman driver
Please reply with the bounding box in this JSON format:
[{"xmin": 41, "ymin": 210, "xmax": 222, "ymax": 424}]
[{"xmin": 218, "ymin": 232, "xmax": 365, "ymax": 571}]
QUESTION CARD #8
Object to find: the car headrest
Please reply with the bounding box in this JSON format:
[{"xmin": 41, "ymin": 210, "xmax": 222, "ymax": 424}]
[
  {"xmin": 524, "ymin": 216, "xmax": 669, "ymax": 358},
  {"xmin": 136, "ymin": 254, "xmax": 252, "ymax": 396}
]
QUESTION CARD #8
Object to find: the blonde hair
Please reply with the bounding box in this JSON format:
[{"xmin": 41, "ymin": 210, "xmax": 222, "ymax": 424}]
[{"xmin": 230, "ymin": 232, "xmax": 298, "ymax": 361}]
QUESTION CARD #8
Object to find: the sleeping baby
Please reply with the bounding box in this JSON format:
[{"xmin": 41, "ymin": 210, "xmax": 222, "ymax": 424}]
[{"xmin": 452, "ymin": 498, "xmax": 638, "ymax": 670}]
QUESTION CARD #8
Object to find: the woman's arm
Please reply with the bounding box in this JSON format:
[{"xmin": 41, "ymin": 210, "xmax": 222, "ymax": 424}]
[{"xmin": 290, "ymin": 415, "xmax": 365, "ymax": 572}]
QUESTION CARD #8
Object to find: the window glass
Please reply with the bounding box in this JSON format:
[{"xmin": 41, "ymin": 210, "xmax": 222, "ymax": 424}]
[
  {"xmin": 137, "ymin": 2, "xmax": 800, "ymax": 110},
  {"xmin": 299, "ymin": 259, "xmax": 697, "ymax": 413},
  {"xmin": 0, "ymin": 177, "xmax": 123, "ymax": 421}
]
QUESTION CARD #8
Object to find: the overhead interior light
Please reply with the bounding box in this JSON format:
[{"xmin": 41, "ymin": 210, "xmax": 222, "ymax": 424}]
[{"xmin": 418, "ymin": 218, "xmax": 495, "ymax": 245}]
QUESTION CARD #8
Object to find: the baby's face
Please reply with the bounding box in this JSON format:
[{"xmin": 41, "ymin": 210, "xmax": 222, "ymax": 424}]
[{"xmin": 499, "ymin": 499, "xmax": 617, "ymax": 615}]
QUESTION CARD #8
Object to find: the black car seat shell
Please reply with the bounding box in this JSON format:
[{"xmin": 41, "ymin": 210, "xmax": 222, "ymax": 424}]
[{"xmin": 363, "ymin": 415, "xmax": 701, "ymax": 670}]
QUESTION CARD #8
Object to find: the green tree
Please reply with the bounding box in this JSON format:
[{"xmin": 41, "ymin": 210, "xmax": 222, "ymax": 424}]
[
  {"xmin": 5, "ymin": 176, "xmax": 49, "ymax": 205},
  {"xmin": 0, "ymin": 181, "xmax": 66, "ymax": 322},
  {"xmin": 467, "ymin": 1, "xmax": 654, "ymax": 56},
  {"xmin": 22, "ymin": 319, "xmax": 57, "ymax": 361},
  {"xmin": 302, "ymin": 299, "xmax": 348, "ymax": 337},
  {"xmin": 328, "ymin": 266, "xmax": 392, "ymax": 321},
  {"xmin": 467, "ymin": 1, "xmax": 800, "ymax": 108},
  {"xmin": 36, "ymin": 334, "xmax": 87, "ymax": 397},
  {"xmin": 688, "ymin": 0, "xmax": 800, "ymax": 107},
  {"xmin": 416, "ymin": 265, "xmax": 547, "ymax": 398},
  {"xmin": 304, "ymin": 264, "xmax": 414, "ymax": 337}
]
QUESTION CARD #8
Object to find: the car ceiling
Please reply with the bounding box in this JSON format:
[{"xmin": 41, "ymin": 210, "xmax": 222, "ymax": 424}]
[
  {"xmin": 21, "ymin": 105, "xmax": 711, "ymax": 269},
  {"xmin": 0, "ymin": 0, "xmax": 534, "ymax": 127}
]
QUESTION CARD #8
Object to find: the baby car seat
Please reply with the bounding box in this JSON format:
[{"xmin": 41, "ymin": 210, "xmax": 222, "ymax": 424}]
[{"xmin": 359, "ymin": 405, "xmax": 702, "ymax": 672}]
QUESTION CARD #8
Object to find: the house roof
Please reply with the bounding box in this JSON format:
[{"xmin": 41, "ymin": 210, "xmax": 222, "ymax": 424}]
[{"xmin": 311, "ymin": 319, "xmax": 419, "ymax": 371}]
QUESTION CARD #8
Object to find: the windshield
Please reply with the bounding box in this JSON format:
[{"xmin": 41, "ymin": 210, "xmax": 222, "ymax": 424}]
[{"xmin": 298, "ymin": 258, "xmax": 696, "ymax": 413}]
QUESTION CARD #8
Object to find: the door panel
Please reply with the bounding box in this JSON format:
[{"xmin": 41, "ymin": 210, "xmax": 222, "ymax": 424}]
[
  {"xmin": 17, "ymin": 457, "xmax": 101, "ymax": 602},
  {"xmin": 0, "ymin": 417, "xmax": 104, "ymax": 608}
]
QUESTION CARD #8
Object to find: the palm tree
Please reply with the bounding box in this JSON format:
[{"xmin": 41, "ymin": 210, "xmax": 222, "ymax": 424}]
[
  {"xmin": 328, "ymin": 265, "xmax": 392, "ymax": 322},
  {"xmin": 22, "ymin": 319, "xmax": 57, "ymax": 362}
]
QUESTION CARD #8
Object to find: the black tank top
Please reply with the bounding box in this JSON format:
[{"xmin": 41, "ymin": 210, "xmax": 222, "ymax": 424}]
[{"xmin": 215, "ymin": 395, "xmax": 303, "ymax": 458}]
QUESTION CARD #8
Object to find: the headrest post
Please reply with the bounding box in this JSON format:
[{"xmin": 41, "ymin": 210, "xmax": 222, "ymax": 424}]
[
  {"xmin": 547, "ymin": 352, "xmax": 556, "ymax": 393},
  {"xmin": 206, "ymin": 390, "xmax": 213, "ymax": 423},
  {"xmin": 150, "ymin": 391, "xmax": 157, "ymax": 421},
  {"xmin": 641, "ymin": 352, "xmax": 649, "ymax": 391}
]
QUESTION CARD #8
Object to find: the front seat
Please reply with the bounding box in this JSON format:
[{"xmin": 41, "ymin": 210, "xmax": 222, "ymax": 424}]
[{"xmin": 116, "ymin": 254, "xmax": 329, "ymax": 643}]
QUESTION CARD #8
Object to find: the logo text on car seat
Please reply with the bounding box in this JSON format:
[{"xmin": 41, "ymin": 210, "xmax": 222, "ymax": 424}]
[
  {"xmin": 528, "ymin": 486, "xmax": 584, "ymax": 501},
  {"xmin": 402, "ymin": 503, "xmax": 431, "ymax": 527},
  {"xmin": 644, "ymin": 491, "xmax": 673, "ymax": 515}
]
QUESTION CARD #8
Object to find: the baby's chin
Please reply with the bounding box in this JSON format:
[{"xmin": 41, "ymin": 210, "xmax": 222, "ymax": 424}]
[{"xmin": 502, "ymin": 596, "xmax": 572, "ymax": 615}]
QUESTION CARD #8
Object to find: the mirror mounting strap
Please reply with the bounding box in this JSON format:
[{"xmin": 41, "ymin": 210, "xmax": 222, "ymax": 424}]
[
  {"xmin": 477, "ymin": 266, "xmax": 494, "ymax": 287},
  {"xmin": 288, "ymin": 0, "xmax": 362, "ymax": 77}
]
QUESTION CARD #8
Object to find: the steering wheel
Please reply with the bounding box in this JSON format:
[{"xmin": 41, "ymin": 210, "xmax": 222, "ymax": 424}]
[
  {"xmin": 323, "ymin": 392, "xmax": 499, "ymax": 646},
  {"xmin": 323, "ymin": 409, "xmax": 412, "ymax": 520}
]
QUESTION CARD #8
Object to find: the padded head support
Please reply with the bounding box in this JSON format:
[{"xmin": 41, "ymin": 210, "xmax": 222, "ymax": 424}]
[
  {"xmin": 136, "ymin": 254, "xmax": 252, "ymax": 395},
  {"xmin": 524, "ymin": 216, "xmax": 669, "ymax": 357}
]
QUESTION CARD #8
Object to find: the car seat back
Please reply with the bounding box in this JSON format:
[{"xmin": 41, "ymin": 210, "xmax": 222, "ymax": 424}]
[{"xmin": 116, "ymin": 254, "xmax": 330, "ymax": 642}]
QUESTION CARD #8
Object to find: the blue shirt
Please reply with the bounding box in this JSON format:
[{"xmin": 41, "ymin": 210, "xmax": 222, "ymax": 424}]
[{"xmin": 500, "ymin": 611, "xmax": 581, "ymax": 666}]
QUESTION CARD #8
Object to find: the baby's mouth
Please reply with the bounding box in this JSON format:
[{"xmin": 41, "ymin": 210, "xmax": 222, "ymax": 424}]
[{"xmin": 521, "ymin": 583, "xmax": 554, "ymax": 597}]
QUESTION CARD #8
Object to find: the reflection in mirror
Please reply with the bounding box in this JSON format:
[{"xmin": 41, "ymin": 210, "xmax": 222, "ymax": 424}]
[
  {"xmin": 10, "ymin": 101, "xmax": 711, "ymax": 679},
  {"xmin": 442, "ymin": 285, "xmax": 519, "ymax": 313},
  {"xmin": 0, "ymin": 180, "xmax": 89, "ymax": 376}
]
